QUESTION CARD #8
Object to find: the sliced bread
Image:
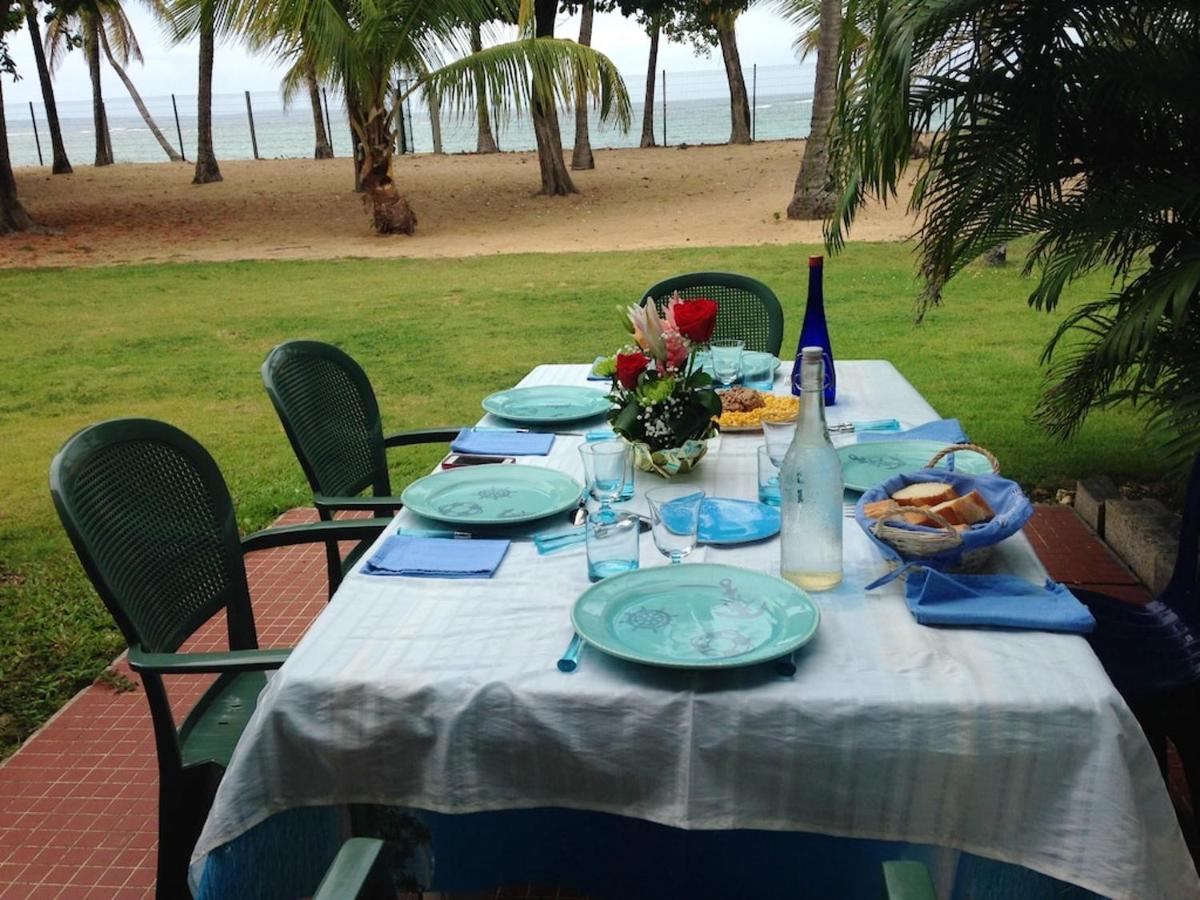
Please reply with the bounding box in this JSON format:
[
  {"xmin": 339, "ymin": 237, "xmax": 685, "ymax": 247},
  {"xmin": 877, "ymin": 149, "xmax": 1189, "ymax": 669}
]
[{"xmin": 890, "ymin": 482, "xmax": 957, "ymax": 508}]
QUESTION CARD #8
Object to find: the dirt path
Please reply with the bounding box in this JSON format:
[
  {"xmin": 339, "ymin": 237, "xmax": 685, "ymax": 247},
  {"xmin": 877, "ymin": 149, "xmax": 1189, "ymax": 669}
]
[{"xmin": 3, "ymin": 141, "xmax": 919, "ymax": 268}]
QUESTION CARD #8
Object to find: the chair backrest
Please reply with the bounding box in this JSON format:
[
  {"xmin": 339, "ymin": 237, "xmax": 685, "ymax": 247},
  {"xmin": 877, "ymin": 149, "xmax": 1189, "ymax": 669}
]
[
  {"xmin": 641, "ymin": 272, "xmax": 785, "ymax": 356},
  {"xmin": 49, "ymin": 418, "xmax": 257, "ymax": 654},
  {"xmin": 262, "ymin": 341, "xmax": 391, "ymax": 501}
]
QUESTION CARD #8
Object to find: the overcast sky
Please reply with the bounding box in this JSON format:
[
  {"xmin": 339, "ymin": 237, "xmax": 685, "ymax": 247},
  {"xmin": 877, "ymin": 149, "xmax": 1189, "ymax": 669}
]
[{"xmin": 3, "ymin": 6, "xmax": 806, "ymax": 106}]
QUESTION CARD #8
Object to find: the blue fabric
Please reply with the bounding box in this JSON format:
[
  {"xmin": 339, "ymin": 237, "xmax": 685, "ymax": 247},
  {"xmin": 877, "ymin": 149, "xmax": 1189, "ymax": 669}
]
[
  {"xmin": 854, "ymin": 469, "xmax": 1035, "ymax": 570},
  {"xmin": 857, "ymin": 418, "xmax": 968, "ymax": 444},
  {"xmin": 450, "ymin": 428, "xmax": 555, "ymax": 456},
  {"xmin": 905, "ymin": 568, "xmax": 1095, "ymax": 633},
  {"xmin": 585, "ymin": 428, "xmax": 616, "ymax": 441},
  {"xmin": 363, "ymin": 535, "xmax": 509, "ymax": 578}
]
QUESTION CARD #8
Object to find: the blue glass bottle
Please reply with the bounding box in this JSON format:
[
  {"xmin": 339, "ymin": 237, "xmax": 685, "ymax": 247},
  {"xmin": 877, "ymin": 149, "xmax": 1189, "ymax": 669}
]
[{"xmin": 791, "ymin": 255, "xmax": 836, "ymax": 405}]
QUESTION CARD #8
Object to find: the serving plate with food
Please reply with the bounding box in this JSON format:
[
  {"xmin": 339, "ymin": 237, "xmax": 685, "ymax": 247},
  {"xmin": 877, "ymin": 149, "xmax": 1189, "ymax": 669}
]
[{"xmin": 715, "ymin": 388, "xmax": 799, "ymax": 432}]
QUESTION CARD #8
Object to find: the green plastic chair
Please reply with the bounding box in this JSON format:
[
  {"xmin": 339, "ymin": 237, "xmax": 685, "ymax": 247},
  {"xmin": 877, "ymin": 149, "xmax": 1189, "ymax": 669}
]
[
  {"xmin": 640, "ymin": 271, "xmax": 785, "ymax": 356},
  {"xmin": 49, "ymin": 418, "xmax": 390, "ymax": 900},
  {"xmin": 262, "ymin": 340, "xmax": 467, "ymax": 595}
]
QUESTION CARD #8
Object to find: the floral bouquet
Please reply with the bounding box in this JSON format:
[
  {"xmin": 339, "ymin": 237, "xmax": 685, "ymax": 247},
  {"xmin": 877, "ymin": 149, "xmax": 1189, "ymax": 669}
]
[{"xmin": 605, "ymin": 293, "xmax": 723, "ymax": 476}]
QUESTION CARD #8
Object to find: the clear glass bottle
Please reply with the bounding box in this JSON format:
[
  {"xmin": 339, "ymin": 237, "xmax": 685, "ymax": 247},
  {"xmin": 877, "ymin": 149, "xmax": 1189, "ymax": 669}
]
[{"xmin": 780, "ymin": 346, "xmax": 843, "ymax": 591}]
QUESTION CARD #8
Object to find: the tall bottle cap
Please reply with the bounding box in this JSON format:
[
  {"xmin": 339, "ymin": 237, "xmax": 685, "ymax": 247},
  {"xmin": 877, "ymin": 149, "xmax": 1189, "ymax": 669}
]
[
  {"xmin": 801, "ymin": 346, "xmax": 824, "ymax": 361},
  {"xmin": 808, "ymin": 255, "xmax": 824, "ymax": 268}
]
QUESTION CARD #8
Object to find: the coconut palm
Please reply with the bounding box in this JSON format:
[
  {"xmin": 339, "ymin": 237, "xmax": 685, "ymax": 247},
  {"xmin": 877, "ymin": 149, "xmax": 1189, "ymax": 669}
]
[
  {"xmin": 221, "ymin": 0, "xmax": 629, "ymax": 228},
  {"xmin": 782, "ymin": 0, "xmax": 840, "ymax": 218},
  {"xmin": 469, "ymin": 22, "xmax": 498, "ymax": 153},
  {"xmin": 46, "ymin": 0, "xmax": 183, "ymax": 163},
  {"xmin": 1, "ymin": 52, "xmax": 38, "ymax": 231},
  {"xmin": 191, "ymin": 0, "xmax": 220, "ymax": 182},
  {"xmin": 302, "ymin": 56, "xmax": 332, "ymax": 157},
  {"xmin": 827, "ymin": 1, "xmax": 1200, "ymax": 467},
  {"xmin": 570, "ymin": 0, "xmax": 594, "ymax": 169},
  {"xmin": 714, "ymin": 9, "xmax": 750, "ymax": 144},
  {"xmin": 20, "ymin": 0, "xmax": 71, "ymax": 172}
]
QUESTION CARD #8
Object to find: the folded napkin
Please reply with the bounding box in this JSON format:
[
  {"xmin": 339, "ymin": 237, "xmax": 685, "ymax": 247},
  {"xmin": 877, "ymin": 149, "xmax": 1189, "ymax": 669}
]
[
  {"xmin": 904, "ymin": 568, "xmax": 1095, "ymax": 633},
  {"xmin": 857, "ymin": 418, "xmax": 968, "ymax": 445},
  {"xmin": 363, "ymin": 535, "xmax": 510, "ymax": 578},
  {"xmin": 451, "ymin": 428, "xmax": 555, "ymax": 456}
]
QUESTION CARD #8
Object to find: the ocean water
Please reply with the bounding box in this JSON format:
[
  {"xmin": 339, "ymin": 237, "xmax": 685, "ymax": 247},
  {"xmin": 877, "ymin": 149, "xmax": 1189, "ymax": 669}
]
[{"xmin": 3, "ymin": 63, "xmax": 816, "ymax": 167}]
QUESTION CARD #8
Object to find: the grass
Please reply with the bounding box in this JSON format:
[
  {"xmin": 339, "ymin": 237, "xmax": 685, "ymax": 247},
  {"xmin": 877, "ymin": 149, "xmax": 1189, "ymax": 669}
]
[{"xmin": 0, "ymin": 240, "xmax": 1167, "ymax": 755}]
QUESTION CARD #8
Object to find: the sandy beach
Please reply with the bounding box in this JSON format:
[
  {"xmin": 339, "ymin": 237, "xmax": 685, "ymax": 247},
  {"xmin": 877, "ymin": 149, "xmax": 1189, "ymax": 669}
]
[{"xmin": 2, "ymin": 140, "xmax": 919, "ymax": 268}]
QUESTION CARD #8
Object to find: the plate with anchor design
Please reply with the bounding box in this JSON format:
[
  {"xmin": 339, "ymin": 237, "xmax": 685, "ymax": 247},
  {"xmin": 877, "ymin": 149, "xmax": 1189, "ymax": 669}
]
[
  {"xmin": 572, "ymin": 563, "xmax": 820, "ymax": 669},
  {"xmin": 838, "ymin": 439, "xmax": 996, "ymax": 493},
  {"xmin": 482, "ymin": 385, "xmax": 612, "ymax": 425},
  {"xmin": 401, "ymin": 465, "xmax": 583, "ymax": 526}
]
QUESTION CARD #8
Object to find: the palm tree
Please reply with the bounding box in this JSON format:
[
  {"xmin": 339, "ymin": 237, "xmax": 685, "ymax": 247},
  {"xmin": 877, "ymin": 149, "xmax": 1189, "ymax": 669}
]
[
  {"xmin": 191, "ymin": 0, "xmax": 221, "ymax": 182},
  {"xmin": 714, "ymin": 10, "xmax": 750, "ymax": 144},
  {"xmin": 20, "ymin": 0, "xmax": 71, "ymax": 173},
  {"xmin": 783, "ymin": 0, "xmax": 840, "ymax": 218},
  {"xmin": 827, "ymin": 1, "xmax": 1200, "ymax": 467},
  {"xmin": 469, "ymin": 23, "xmax": 498, "ymax": 153},
  {"xmin": 303, "ymin": 57, "xmax": 332, "ymax": 158},
  {"xmin": 225, "ymin": 0, "xmax": 628, "ymax": 230},
  {"xmin": 46, "ymin": 1, "xmax": 183, "ymax": 163},
  {"xmin": 570, "ymin": 0, "xmax": 595, "ymax": 170},
  {"xmin": 530, "ymin": 0, "xmax": 576, "ymax": 194},
  {"xmin": 638, "ymin": 12, "xmax": 661, "ymax": 147},
  {"xmin": 1, "ymin": 72, "xmax": 38, "ymax": 232}
]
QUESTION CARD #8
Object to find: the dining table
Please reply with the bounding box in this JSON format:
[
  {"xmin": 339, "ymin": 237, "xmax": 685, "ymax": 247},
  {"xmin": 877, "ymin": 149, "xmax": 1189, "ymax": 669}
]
[{"xmin": 190, "ymin": 360, "xmax": 1198, "ymax": 900}]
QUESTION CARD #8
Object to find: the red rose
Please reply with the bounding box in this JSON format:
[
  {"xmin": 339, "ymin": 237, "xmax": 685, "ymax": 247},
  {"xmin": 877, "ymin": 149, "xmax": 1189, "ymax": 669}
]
[
  {"xmin": 672, "ymin": 298, "xmax": 718, "ymax": 343},
  {"xmin": 615, "ymin": 351, "xmax": 649, "ymax": 389}
]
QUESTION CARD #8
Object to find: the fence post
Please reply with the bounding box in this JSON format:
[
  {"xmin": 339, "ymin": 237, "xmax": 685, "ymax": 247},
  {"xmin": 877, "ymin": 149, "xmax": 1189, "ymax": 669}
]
[
  {"xmin": 28, "ymin": 103, "xmax": 43, "ymax": 166},
  {"xmin": 322, "ymin": 87, "xmax": 334, "ymax": 156},
  {"xmin": 244, "ymin": 91, "xmax": 260, "ymax": 160},
  {"xmin": 661, "ymin": 69, "xmax": 667, "ymax": 147},
  {"xmin": 752, "ymin": 64, "xmax": 757, "ymax": 141},
  {"xmin": 171, "ymin": 94, "xmax": 186, "ymax": 162},
  {"xmin": 394, "ymin": 81, "xmax": 406, "ymax": 155}
]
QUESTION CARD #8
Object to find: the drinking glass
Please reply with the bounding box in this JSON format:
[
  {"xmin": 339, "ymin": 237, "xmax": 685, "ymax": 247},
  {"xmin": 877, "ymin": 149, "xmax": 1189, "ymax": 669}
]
[
  {"xmin": 741, "ymin": 352, "xmax": 775, "ymax": 391},
  {"xmin": 579, "ymin": 440, "xmax": 630, "ymax": 512},
  {"xmin": 586, "ymin": 511, "xmax": 640, "ymax": 582},
  {"xmin": 710, "ymin": 339, "xmax": 745, "ymax": 388},
  {"xmin": 757, "ymin": 446, "xmax": 781, "ymax": 507},
  {"xmin": 646, "ymin": 486, "xmax": 705, "ymax": 565},
  {"xmin": 761, "ymin": 413, "xmax": 797, "ymax": 466}
]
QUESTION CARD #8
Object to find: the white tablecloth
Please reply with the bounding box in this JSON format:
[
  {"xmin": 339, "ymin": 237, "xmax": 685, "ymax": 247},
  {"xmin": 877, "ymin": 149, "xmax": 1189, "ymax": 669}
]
[{"xmin": 194, "ymin": 361, "xmax": 1198, "ymax": 899}]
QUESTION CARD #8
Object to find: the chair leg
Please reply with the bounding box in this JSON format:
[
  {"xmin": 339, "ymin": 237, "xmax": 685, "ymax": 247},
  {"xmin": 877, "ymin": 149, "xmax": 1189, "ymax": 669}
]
[{"xmin": 319, "ymin": 508, "xmax": 343, "ymax": 600}]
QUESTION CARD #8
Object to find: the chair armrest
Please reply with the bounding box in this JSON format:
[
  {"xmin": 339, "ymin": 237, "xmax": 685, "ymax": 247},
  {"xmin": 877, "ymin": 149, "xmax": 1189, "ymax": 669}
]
[
  {"xmin": 241, "ymin": 518, "xmax": 391, "ymax": 552},
  {"xmin": 312, "ymin": 494, "xmax": 406, "ymax": 514},
  {"xmin": 128, "ymin": 646, "xmax": 290, "ymax": 675},
  {"xmin": 882, "ymin": 861, "xmax": 936, "ymax": 900},
  {"xmin": 383, "ymin": 426, "xmax": 467, "ymax": 448},
  {"xmin": 314, "ymin": 838, "xmax": 387, "ymax": 900}
]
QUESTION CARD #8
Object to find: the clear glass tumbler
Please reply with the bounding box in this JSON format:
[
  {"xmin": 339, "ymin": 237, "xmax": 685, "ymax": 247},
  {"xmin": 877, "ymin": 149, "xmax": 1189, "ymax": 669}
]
[
  {"xmin": 646, "ymin": 486, "xmax": 705, "ymax": 565},
  {"xmin": 710, "ymin": 339, "xmax": 745, "ymax": 388},
  {"xmin": 586, "ymin": 511, "xmax": 640, "ymax": 582}
]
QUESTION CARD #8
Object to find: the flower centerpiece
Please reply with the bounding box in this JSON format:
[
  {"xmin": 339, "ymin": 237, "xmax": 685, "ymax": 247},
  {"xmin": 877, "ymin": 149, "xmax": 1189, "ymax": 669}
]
[{"xmin": 605, "ymin": 293, "xmax": 723, "ymax": 477}]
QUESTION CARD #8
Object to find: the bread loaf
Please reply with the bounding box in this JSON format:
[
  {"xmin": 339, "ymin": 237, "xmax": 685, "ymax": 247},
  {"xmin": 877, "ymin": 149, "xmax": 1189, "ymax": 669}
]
[
  {"xmin": 930, "ymin": 490, "xmax": 995, "ymax": 527},
  {"xmin": 891, "ymin": 482, "xmax": 957, "ymax": 508}
]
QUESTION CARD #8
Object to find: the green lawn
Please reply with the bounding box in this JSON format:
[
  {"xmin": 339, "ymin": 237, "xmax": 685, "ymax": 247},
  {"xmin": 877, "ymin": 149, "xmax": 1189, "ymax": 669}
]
[{"xmin": 0, "ymin": 240, "xmax": 1163, "ymax": 754}]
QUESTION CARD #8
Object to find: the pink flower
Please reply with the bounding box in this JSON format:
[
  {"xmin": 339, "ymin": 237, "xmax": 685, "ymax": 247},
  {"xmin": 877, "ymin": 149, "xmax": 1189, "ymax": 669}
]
[{"xmin": 664, "ymin": 331, "xmax": 689, "ymax": 370}]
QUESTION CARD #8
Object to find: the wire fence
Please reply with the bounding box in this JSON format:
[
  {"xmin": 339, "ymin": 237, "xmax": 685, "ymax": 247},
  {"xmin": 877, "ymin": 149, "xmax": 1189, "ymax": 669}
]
[{"xmin": 3, "ymin": 62, "xmax": 816, "ymax": 168}]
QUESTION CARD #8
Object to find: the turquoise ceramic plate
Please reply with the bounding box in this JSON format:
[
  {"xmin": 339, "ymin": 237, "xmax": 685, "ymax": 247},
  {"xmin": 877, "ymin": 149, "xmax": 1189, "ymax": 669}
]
[
  {"xmin": 838, "ymin": 439, "xmax": 995, "ymax": 493},
  {"xmin": 572, "ymin": 563, "xmax": 820, "ymax": 669},
  {"xmin": 483, "ymin": 386, "xmax": 611, "ymax": 424},
  {"xmin": 401, "ymin": 465, "xmax": 583, "ymax": 525},
  {"xmin": 699, "ymin": 498, "xmax": 780, "ymax": 545}
]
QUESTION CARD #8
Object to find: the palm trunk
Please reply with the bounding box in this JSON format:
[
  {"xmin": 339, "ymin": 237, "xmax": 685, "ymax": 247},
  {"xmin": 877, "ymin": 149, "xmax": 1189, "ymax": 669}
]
[
  {"xmin": 357, "ymin": 107, "xmax": 416, "ymax": 234},
  {"xmin": 570, "ymin": 0, "xmax": 595, "ymax": 170},
  {"xmin": 531, "ymin": 0, "xmax": 576, "ymax": 195},
  {"xmin": 304, "ymin": 61, "xmax": 333, "ymax": 159},
  {"xmin": 716, "ymin": 15, "xmax": 751, "ymax": 146},
  {"xmin": 639, "ymin": 21, "xmax": 659, "ymax": 148},
  {"xmin": 428, "ymin": 85, "xmax": 444, "ymax": 154},
  {"xmin": 787, "ymin": 0, "xmax": 841, "ymax": 219},
  {"xmin": 0, "ymin": 78, "xmax": 37, "ymax": 233},
  {"xmin": 85, "ymin": 15, "xmax": 114, "ymax": 166},
  {"xmin": 23, "ymin": 0, "xmax": 71, "ymax": 173},
  {"xmin": 100, "ymin": 30, "xmax": 181, "ymax": 162},
  {"xmin": 471, "ymin": 25, "xmax": 499, "ymax": 153},
  {"xmin": 192, "ymin": 6, "xmax": 222, "ymax": 184}
]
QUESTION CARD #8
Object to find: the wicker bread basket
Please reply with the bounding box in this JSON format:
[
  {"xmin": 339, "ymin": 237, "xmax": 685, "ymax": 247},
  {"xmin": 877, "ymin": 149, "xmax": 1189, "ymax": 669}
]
[{"xmin": 869, "ymin": 443, "xmax": 1004, "ymax": 573}]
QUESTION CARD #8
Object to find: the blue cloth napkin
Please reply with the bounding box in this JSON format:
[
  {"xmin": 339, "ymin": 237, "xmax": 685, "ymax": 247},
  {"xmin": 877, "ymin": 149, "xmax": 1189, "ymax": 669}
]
[
  {"xmin": 451, "ymin": 428, "xmax": 555, "ymax": 456},
  {"xmin": 857, "ymin": 418, "xmax": 968, "ymax": 445},
  {"xmin": 363, "ymin": 535, "xmax": 510, "ymax": 578},
  {"xmin": 904, "ymin": 568, "xmax": 1095, "ymax": 633}
]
